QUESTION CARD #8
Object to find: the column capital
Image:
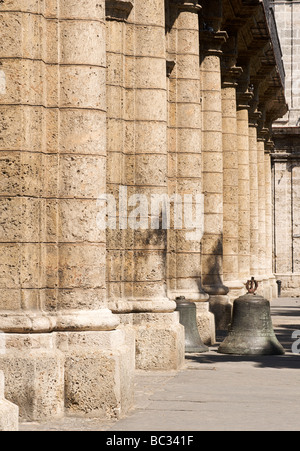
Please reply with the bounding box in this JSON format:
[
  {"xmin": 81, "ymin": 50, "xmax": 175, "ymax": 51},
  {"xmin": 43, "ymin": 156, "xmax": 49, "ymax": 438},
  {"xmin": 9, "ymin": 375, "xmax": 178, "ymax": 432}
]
[
  {"xmin": 249, "ymin": 110, "xmax": 262, "ymax": 128},
  {"xmin": 257, "ymin": 126, "xmax": 269, "ymax": 142},
  {"xmin": 237, "ymin": 90, "xmax": 254, "ymax": 110},
  {"xmin": 105, "ymin": 0, "xmax": 133, "ymax": 20},
  {"xmin": 200, "ymin": 30, "xmax": 228, "ymax": 56},
  {"xmin": 264, "ymin": 140, "xmax": 275, "ymax": 153},
  {"xmin": 222, "ymin": 66, "xmax": 243, "ymax": 88},
  {"xmin": 171, "ymin": 0, "xmax": 202, "ymax": 12}
]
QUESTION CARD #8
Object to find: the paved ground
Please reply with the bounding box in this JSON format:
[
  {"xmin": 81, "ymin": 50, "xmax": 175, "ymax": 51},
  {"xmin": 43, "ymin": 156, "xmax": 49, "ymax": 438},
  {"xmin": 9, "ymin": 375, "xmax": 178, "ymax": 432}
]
[{"xmin": 20, "ymin": 297, "xmax": 300, "ymax": 431}]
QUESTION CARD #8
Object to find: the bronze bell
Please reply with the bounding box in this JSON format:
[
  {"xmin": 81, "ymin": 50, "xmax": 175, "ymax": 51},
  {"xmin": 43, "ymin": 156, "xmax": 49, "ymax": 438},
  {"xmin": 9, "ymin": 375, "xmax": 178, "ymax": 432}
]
[
  {"xmin": 175, "ymin": 297, "xmax": 209, "ymax": 353},
  {"xmin": 218, "ymin": 279, "xmax": 285, "ymax": 356}
]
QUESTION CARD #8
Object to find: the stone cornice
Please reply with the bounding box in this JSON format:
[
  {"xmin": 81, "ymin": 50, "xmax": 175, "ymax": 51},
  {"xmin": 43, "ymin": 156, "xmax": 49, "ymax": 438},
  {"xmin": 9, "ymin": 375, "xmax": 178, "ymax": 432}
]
[{"xmin": 270, "ymin": 152, "xmax": 300, "ymax": 162}]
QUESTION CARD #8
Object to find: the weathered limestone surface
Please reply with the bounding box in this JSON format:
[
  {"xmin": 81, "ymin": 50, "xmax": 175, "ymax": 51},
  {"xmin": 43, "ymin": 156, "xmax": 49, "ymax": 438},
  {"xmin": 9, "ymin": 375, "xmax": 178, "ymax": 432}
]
[
  {"xmin": 167, "ymin": 0, "xmax": 203, "ymax": 301},
  {"xmin": 272, "ymin": 1, "xmax": 300, "ymax": 296},
  {"xmin": 264, "ymin": 149, "xmax": 276, "ymax": 299},
  {"xmin": 222, "ymin": 57, "xmax": 244, "ymax": 300},
  {"xmin": 0, "ymin": 371, "xmax": 18, "ymax": 431},
  {"xmin": 272, "ymin": 131, "xmax": 300, "ymax": 296},
  {"xmin": 166, "ymin": 0, "xmax": 214, "ymax": 344},
  {"xmin": 0, "ymin": 0, "xmax": 135, "ymax": 422},
  {"xmin": 0, "ymin": 0, "xmax": 288, "ymax": 422},
  {"xmin": 104, "ymin": 0, "xmax": 186, "ymax": 368},
  {"xmin": 274, "ymin": 0, "xmax": 300, "ymax": 127},
  {"xmin": 237, "ymin": 90, "xmax": 252, "ymax": 285},
  {"xmin": 201, "ymin": 28, "xmax": 232, "ymax": 330},
  {"xmin": 248, "ymin": 111, "xmax": 260, "ymax": 282}
]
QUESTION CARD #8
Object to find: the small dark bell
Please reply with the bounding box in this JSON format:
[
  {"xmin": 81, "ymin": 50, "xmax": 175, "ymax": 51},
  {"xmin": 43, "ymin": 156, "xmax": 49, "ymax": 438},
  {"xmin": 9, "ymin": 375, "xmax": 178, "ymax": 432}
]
[
  {"xmin": 175, "ymin": 297, "xmax": 209, "ymax": 353},
  {"xmin": 218, "ymin": 293, "xmax": 285, "ymax": 356}
]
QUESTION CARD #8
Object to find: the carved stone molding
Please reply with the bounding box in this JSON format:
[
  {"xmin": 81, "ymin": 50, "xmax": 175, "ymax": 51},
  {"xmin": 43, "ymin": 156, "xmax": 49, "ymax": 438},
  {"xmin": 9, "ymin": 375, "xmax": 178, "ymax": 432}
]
[
  {"xmin": 200, "ymin": 30, "xmax": 228, "ymax": 56},
  {"xmin": 222, "ymin": 65, "xmax": 243, "ymax": 88}
]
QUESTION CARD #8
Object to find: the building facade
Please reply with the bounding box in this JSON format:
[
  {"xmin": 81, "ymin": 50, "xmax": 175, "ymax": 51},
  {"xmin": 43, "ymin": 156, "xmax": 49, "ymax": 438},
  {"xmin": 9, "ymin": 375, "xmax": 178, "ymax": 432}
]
[
  {"xmin": 272, "ymin": 0, "xmax": 300, "ymax": 296},
  {"xmin": 0, "ymin": 0, "xmax": 286, "ymax": 424}
]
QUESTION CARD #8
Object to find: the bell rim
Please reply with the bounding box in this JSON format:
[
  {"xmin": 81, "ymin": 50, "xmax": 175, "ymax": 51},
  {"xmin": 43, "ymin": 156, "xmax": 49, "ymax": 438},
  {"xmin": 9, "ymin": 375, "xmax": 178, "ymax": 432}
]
[{"xmin": 218, "ymin": 337, "xmax": 285, "ymax": 356}]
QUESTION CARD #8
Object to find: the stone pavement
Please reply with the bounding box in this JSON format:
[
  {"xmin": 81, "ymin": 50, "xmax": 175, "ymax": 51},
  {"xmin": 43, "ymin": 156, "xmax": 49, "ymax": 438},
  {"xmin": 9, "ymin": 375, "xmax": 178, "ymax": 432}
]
[{"xmin": 20, "ymin": 297, "xmax": 300, "ymax": 431}]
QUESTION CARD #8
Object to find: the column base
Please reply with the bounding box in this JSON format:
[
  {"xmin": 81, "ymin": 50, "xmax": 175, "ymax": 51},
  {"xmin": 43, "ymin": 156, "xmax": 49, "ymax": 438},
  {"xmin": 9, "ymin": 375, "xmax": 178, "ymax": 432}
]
[
  {"xmin": 195, "ymin": 302, "xmax": 216, "ymax": 345},
  {"xmin": 56, "ymin": 327, "xmax": 135, "ymax": 419},
  {"xmin": 0, "ymin": 327, "xmax": 135, "ymax": 422},
  {"xmin": 0, "ymin": 333, "xmax": 65, "ymax": 422},
  {"xmin": 265, "ymin": 275, "xmax": 277, "ymax": 300},
  {"xmin": 209, "ymin": 295, "xmax": 232, "ymax": 331},
  {"xmin": 0, "ymin": 372, "xmax": 18, "ymax": 431},
  {"xmin": 269, "ymin": 275, "xmax": 278, "ymax": 299},
  {"xmin": 168, "ymin": 291, "xmax": 214, "ymax": 345},
  {"xmin": 132, "ymin": 312, "xmax": 185, "ymax": 370}
]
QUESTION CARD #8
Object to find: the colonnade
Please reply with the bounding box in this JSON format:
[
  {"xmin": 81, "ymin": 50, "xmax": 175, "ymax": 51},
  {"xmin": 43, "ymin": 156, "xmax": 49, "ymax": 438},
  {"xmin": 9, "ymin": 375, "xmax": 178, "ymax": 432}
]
[{"xmin": 0, "ymin": 0, "xmax": 286, "ymax": 425}]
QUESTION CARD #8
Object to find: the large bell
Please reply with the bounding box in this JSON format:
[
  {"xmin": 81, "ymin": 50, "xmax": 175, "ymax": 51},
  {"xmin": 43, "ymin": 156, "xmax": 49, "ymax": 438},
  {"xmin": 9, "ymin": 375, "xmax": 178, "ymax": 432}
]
[
  {"xmin": 218, "ymin": 289, "xmax": 285, "ymax": 355},
  {"xmin": 175, "ymin": 297, "xmax": 209, "ymax": 353}
]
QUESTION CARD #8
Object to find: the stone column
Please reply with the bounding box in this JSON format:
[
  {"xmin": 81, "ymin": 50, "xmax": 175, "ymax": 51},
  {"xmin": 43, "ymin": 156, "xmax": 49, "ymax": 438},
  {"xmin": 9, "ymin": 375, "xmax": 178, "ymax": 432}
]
[
  {"xmin": 0, "ymin": 0, "xmax": 134, "ymax": 421},
  {"xmin": 273, "ymin": 155, "xmax": 293, "ymax": 280},
  {"xmin": 166, "ymin": 0, "xmax": 214, "ymax": 345},
  {"xmin": 0, "ymin": 372, "xmax": 18, "ymax": 431},
  {"xmin": 265, "ymin": 142, "xmax": 276, "ymax": 298},
  {"xmin": 248, "ymin": 108, "xmax": 261, "ymax": 280},
  {"xmin": 118, "ymin": 0, "xmax": 184, "ymax": 370},
  {"xmin": 105, "ymin": 0, "xmax": 133, "ymax": 308},
  {"xmin": 200, "ymin": 30, "xmax": 230, "ymax": 330},
  {"xmin": 236, "ymin": 87, "xmax": 253, "ymax": 285},
  {"xmin": 0, "ymin": 0, "xmax": 65, "ymax": 420},
  {"xmin": 222, "ymin": 62, "xmax": 244, "ymax": 300},
  {"xmin": 56, "ymin": 1, "xmax": 135, "ymax": 419},
  {"xmin": 257, "ymin": 129, "xmax": 268, "ymax": 295}
]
